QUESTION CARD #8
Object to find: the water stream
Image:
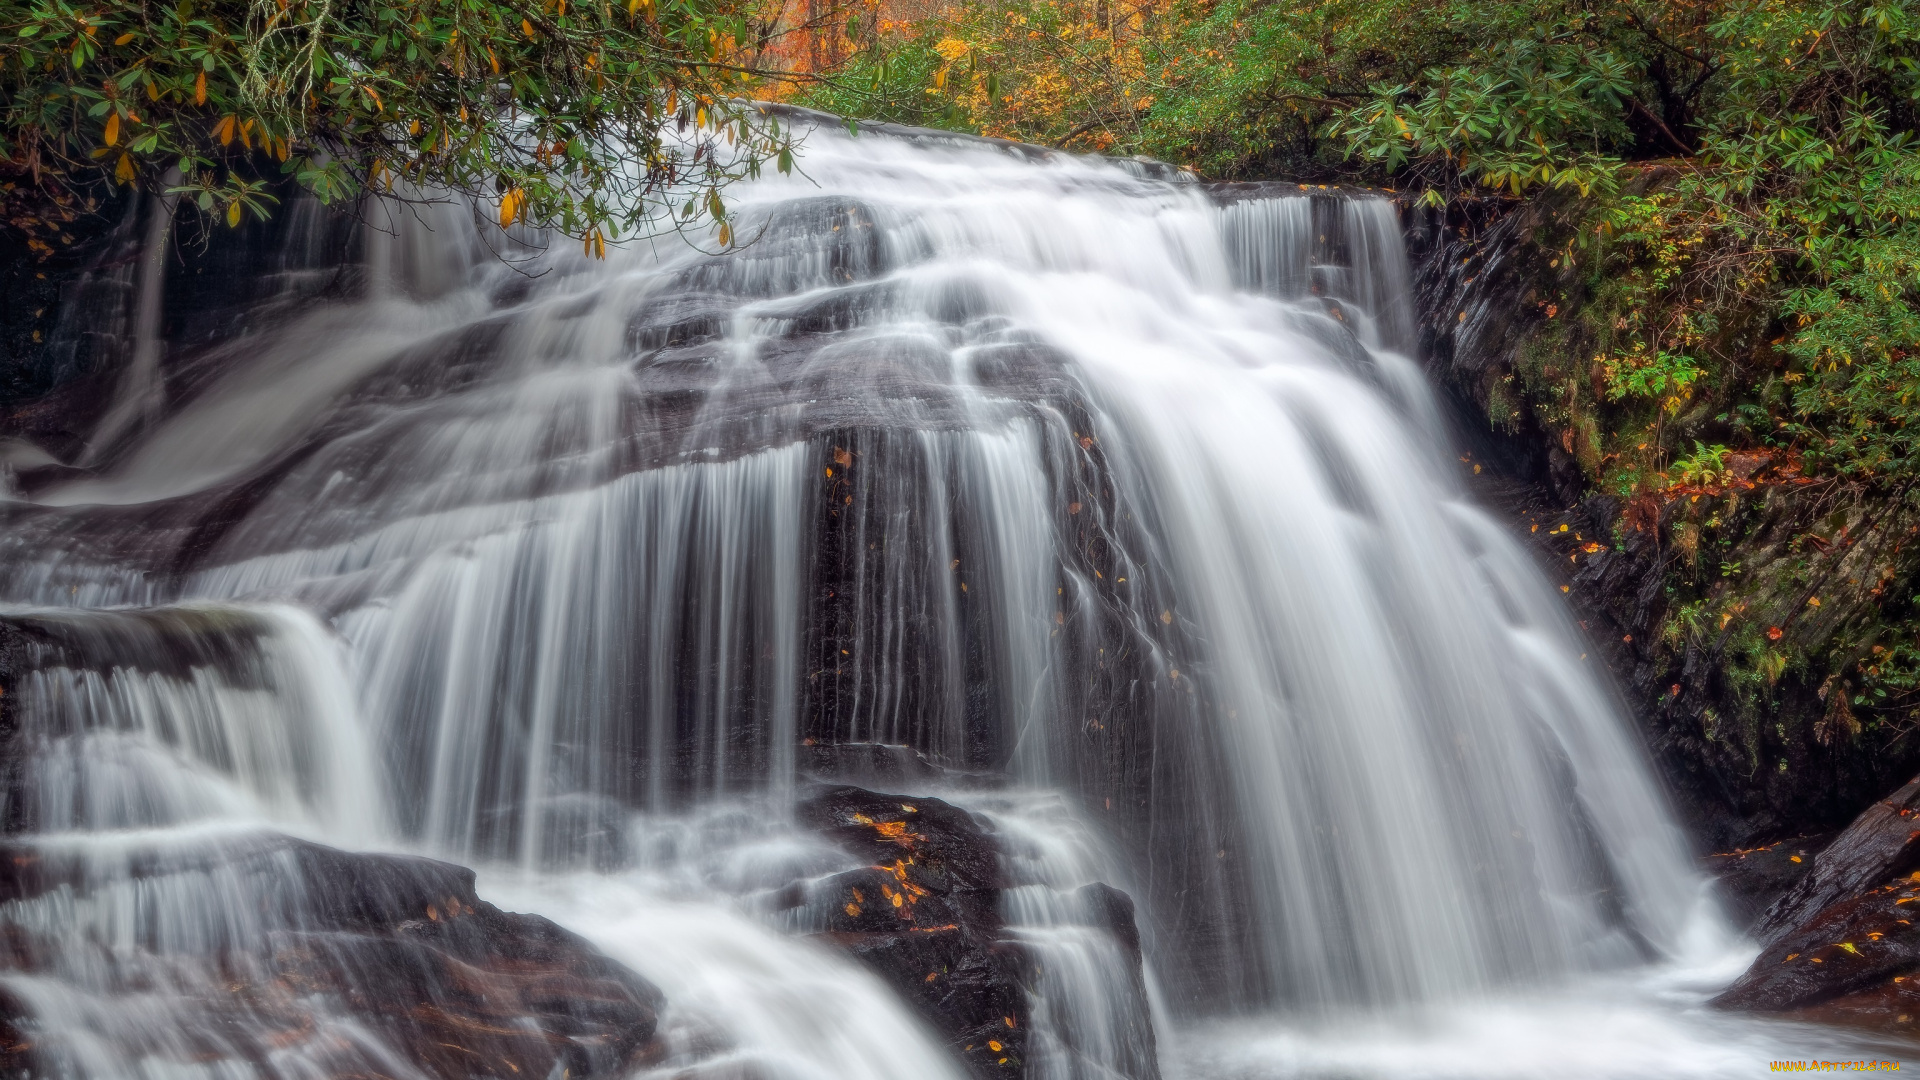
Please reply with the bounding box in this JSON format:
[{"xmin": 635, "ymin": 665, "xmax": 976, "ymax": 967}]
[{"xmin": 0, "ymin": 113, "xmax": 1904, "ymax": 1077}]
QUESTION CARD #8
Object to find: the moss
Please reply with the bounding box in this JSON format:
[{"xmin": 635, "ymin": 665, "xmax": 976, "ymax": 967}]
[{"xmin": 1485, "ymin": 374, "xmax": 1521, "ymax": 432}]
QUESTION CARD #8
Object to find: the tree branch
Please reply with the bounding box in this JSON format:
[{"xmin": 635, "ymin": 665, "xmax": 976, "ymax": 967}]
[{"xmin": 1627, "ymin": 94, "xmax": 1692, "ymax": 156}]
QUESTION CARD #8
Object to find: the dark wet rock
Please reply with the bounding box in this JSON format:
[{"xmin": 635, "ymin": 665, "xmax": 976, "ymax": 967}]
[
  {"xmin": 0, "ymin": 833, "xmax": 663, "ymax": 1078},
  {"xmin": 790, "ymin": 783, "xmax": 1161, "ymax": 1078},
  {"xmin": 798, "ymin": 784, "xmax": 1006, "ymax": 892},
  {"xmin": 802, "ymin": 741, "xmax": 944, "ymax": 787},
  {"xmin": 1714, "ymin": 773, "xmax": 1920, "ymax": 1028},
  {"xmin": 1711, "ymin": 875, "xmax": 1920, "ymax": 1015},
  {"xmin": 1782, "ymin": 977, "xmax": 1920, "ymax": 1035},
  {"xmin": 795, "ymin": 784, "xmax": 1028, "ymax": 1077},
  {"xmin": 1753, "ymin": 776, "xmax": 1920, "ymax": 944},
  {"xmin": 1074, "ymin": 881, "xmax": 1144, "ymax": 957},
  {"xmin": 1707, "ymin": 833, "xmax": 1835, "ymax": 930}
]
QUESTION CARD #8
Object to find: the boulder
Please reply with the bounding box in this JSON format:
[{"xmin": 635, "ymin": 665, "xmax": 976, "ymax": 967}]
[
  {"xmin": 1752, "ymin": 775, "xmax": 1920, "ymax": 944},
  {"xmin": 0, "ymin": 833, "xmax": 664, "ymax": 1078},
  {"xmin": 1714, "ymin": 771, "xmax": 1920, "ymax": 1031},
  {"xmin": 795, "ymin": 784, "xmax": 1029, "ymax": 1077},
  {"xmin": 1707, "ymin": 832, "xmax": 1835, "ymax": 930},
  {"xmin": 1714, "ymin": 876, "xmax": 1920, "ymax": 1012}
]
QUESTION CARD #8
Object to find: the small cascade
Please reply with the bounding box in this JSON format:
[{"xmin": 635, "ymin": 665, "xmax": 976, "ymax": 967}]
[
  {"xmin": 963, "ymin": 792, "xmax": 1164, "ymax": 1080},
  {"xmin": 0, "ymin": 605, "xmax": 404, "ymax": 1077},
  {"xmin": 0, "ymin": 111, "xmax": 1778, "ymax": 1078},
  {"xmin": 3, "ymin": 603, "xmax": 380, "ymax": 840},
  {"xmin": 79, "ymin": 174, "xmax": 179, "ymax": 465},
  {"xmin": 1218, "ymin": 192, "xmax": 1416, "ymax": 351}
]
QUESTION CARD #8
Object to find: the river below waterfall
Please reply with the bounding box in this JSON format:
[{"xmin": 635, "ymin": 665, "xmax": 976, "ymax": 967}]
[{"xmin": 0, "ymin": 111, "xmax": 1909, "ymax": 1078}]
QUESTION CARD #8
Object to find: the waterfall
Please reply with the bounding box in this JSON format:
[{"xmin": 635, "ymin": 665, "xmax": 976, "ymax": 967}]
[{"xmin": 0, "ymin": 112, "xmax": 1851, "ymax": 1078}]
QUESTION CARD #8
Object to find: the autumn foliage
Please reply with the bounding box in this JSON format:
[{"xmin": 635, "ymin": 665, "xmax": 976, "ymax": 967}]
[{"xmin": 0, "ymin": 0, "xmax": 810, "ymax": 243}]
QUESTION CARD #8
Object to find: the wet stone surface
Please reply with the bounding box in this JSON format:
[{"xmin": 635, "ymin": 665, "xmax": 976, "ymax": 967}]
[
  {"xmin": 1716, "ymin": 772, "xmax": 1920, "ymax": 1033},
  {"xmin": 794, "ymin": 784, "xmax": 1031, "ymax": 1077},
  {"xmin": 0, "ymin": 834, "xmax": 664, "ymax": 1078},
  {"xmin": 1753, "ymin": 775, "xmax": 1920, "ymax": 945},
  {"xmin": 1707, "ymin": 833, "xmax": 1836, "ymax": 931}
]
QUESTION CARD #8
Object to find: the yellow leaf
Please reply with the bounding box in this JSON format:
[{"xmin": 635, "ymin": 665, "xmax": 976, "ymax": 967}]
[
  {"xmin": 194, "ymin": 70, "xmax": 206, "ymax": 105},
  {"xmin": 215, "ymin": 115, "xmax": 236, "ymax": 146},
  {"xmin": 499, "ymin": 188, "xmax": 524, "ymax": 228},
  {"xmin": 114, "ymin": 153, "xmax": 135, "ymax": 183},
  {"xmin": 1838, "ymin": 942, "xmax": 1859, "ymax": 955},
  {"xmin": 522, "ymin": 18, "xmax": 535, "ymax": 37},
  {"xmin": 717, "ymin": 222, "xmax": 732, "ymax": 246},
  {"xmin": 114, "ymin": 32, "xmax": 134, "ymax": 45},
  {"xmin": 103, "ymin": 112, "xmax": 118, "ymax": 146},
  {"xmin": 226, "ymin": 200, "xmax": 242, "ymax": 227},
  {"xmin": 145, "ymin": 79, "xmax": 159, "ymax": 101}
]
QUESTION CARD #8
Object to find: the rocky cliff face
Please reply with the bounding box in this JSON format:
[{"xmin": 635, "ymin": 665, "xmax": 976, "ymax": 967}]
[{"xmin": 1409, "ymin": 195, "xmax": 1920, "ymax": 856}]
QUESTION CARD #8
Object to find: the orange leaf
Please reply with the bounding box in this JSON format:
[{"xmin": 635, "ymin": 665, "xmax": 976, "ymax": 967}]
[
  {"xmin": 194, "ymin": 69, "xmax": 207, "ymax": 105},
  {"xmin": 103, "ymin": 111, "xmax": 118, "ymax": 146}
]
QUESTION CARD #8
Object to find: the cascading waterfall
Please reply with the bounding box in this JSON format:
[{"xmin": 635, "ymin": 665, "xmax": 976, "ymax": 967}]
[{"xmin": 0, "ymin": 112, "xmax": 1884, "ymax": 1078}]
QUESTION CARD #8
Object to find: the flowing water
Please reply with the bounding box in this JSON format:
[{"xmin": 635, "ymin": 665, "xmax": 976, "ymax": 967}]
[{"xmin": 0, "ymin": 112, "xmax": 1904, "ymax": 1077}]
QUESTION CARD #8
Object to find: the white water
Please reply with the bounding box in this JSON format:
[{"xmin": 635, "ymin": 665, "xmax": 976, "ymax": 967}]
[{"xmin": 0, "ymin": 113, "xmax": 1900, "ymax": 1076}]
